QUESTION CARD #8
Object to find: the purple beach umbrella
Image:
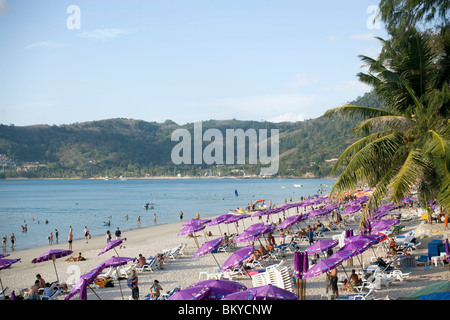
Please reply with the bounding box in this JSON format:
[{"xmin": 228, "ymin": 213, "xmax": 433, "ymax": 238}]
[
  {"xmin": 302, "ymin": 257, "xmax": 343, "ymax": 279},
  {"xmin": 32, "ymin": 249, "xmax": 73, "ymax": 282},
  {"xmin": 328, "ymin": 249, "xmax": 357, "ymax": 262},
  {"xmin": 193, "ymin": 237, "xmax": 223, "ymax": 267},
  {"xmin": 98, "ymin": 238, "xmax": 127, "ymax": 256},
  {"xmin": 344, "ymin": 234, "xmax": 384, "ymax": 245},
  {"xmin": 168, "ymin": 286, "xmax": 210, "ymax": 300},
  {"xmin": 344, "ymin": 204, "xmax": 361, "ymax": 214},
  {"xmin": 305, "ymin": 239, "xmax": 339, "ymax": 255},
  {"xmin": 340, "ymin": 240, "xmax": 371, "ymax": 255},
  {"xmin": 0, "ymin": 258, "xmax": 21, "ymax": 291},
  {"xmin": 64, "ymin": 265, "xmax": 104, "ymax": 300},
  {"xmin": 100, "ymin": 256, "xmax": 136, "ymax": 300},
  {"xmin": 190, "ymin": 279, "xmax": 247, "ymax": 291},
  {"xmin": 183, "ymin": 218, "xmax": 211, "ymax": 226},
  {"xmin": 221, "ymin": 245, "xmax": 254, "ymax": 272},
  {"xmin": 233, "ymin": 230, "xmax": 260, "ymax": 243},
  {"xmin": 222, "ymin": 284, "xmax": 299, "ymax": 300},
  {"xmin": 371, "ymin": 219, "xmax": 400, "ymax": 232},
  {"xmin": 277, "ymin": 215, "xmax": 303, "ymax": 230}
]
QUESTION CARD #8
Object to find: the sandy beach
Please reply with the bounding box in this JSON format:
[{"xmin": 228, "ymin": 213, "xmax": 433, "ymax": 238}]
[{"xmin": 1, "ymin": 205, "xmax": 449, "ymax": 301}]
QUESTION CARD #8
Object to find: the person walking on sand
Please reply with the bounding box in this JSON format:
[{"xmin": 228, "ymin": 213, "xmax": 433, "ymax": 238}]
[{"xmin": 84, "ymin": 226, "xmax": 90, "ymax": 243}]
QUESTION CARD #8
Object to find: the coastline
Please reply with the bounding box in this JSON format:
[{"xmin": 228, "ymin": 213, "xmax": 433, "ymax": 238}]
[{"xmin": 1, "ymin": 205, "xmax": 449, "ymax": 301}]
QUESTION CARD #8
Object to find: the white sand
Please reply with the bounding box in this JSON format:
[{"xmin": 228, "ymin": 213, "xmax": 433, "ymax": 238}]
[{"xmin": 1, "ymin": 206, "xmax": 449, "ymax": 300}]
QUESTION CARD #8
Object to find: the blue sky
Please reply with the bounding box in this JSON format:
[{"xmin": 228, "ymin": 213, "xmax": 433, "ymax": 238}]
[{"xmin": 0, "ymin": 0, "xmax": 388, "ymax": 126}]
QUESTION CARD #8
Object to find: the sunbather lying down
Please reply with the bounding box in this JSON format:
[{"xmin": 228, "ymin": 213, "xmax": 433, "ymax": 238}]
[{"xmin": 65, "ymin": 252, "xmax": 87, "ymax": 262}]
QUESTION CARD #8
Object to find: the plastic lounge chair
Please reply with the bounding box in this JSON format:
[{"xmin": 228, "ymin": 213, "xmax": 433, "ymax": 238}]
[
  {"xmin": 222, "ymin": 264, "xmax": 247, "ymax": 280},
  {"xmin": 40, "ymin": 287, "xmax": 63, "ymax": 300},
  {"xmin": 167, "ymin": 245, "xmax": 182, "ymax": 260},
  {"xmin": 339, "ymin": 286, "xmax": 377, "ymax": 300},
  {"xmin": 0, "ymin": 287, "xmax": 9, "ymax": 300},
  {"xmin": 215, "ymin": 243, "xmax": 230, "ymax": 253},
  {"xmin": 137, "ymin": 256, "xmax": 160, "ymax": 272},
  {"xmin": 157, "ymin": 286, "xmax": 180, "ymax": 300},
  {"xmin": 415, "ymin": 255, "xmax": 430, "ymax": 266}
]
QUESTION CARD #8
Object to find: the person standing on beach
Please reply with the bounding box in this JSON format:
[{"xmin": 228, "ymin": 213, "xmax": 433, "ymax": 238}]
[
  {"xmin": 115, "ymin": 227, "xmax": 122, "ymax": 240},
  {"xmin": 106, "ymin": 230, "xmax": 112, "ymax": 244},
  {"xmin": 10, "ymin": 233, "xmax": 15, "ymax": 249},
  {"xmin": 68, "ymin": 232, "xmax": 73, "ymax": 251},
  {"xmin": 55, "ymin": 229, "xmax": 59, "ymax": 243},
  {"xmin": 327, "ymin": 268, "xmax": 339, "ymax": 299},
  {"xmin": 2, "ymin": 235, "xmax": 6, "ymax": 249},
  {"xmin": 84, "ymin": 226, "xmax": 89, "ymax": 243},
  {"xmin": 180, "ymin": 211, "xmax": 183, "ymax": 220},
  {"xmin": 154, "ymin": 213, "xmax": 157, "ymax": 224},
  {"xmin": 127, "ymin": 270, "xmax": 139, "ymax": 300}
]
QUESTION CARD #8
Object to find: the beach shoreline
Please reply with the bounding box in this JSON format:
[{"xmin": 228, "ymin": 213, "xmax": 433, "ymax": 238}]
[{"xmin": 1, "ymin": 206, "xmax": 449, "ymax": 301}]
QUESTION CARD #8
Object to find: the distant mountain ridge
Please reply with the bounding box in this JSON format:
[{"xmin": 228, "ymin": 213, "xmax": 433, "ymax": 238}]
[{"xmin": 0, "ymin": 92, "xmax": 381, "ymax": 179}]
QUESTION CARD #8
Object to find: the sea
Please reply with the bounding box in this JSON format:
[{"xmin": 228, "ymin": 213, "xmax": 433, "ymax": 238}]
[{"xmin": 0, "ymin": 178, "xmax": 335, "ymax": 251}]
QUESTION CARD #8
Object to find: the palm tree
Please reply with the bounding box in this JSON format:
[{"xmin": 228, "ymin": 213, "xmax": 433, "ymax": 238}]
[{"xmin": 323, "ymin": 27, "xmax": 450, "ymax": 228}]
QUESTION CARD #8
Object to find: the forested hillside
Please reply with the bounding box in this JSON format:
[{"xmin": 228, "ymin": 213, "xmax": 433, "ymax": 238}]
[{"xmin": 0, "ymin": 92, "xmax": 380, "ymax": 179}]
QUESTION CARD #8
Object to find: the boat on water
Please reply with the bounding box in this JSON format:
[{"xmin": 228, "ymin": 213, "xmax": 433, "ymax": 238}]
[
  {"xmin": 143, "ymin": 203, "xmax": 154, "ymax": 210},
  {"xmin": 294, "ymin": 184, "xmax": 302, "ymax": 187}
]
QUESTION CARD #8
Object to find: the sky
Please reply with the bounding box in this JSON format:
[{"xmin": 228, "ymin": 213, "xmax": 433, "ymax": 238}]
[{"xmin": 0, "ymin": 0, "xmax": 388, "ymax": 126}]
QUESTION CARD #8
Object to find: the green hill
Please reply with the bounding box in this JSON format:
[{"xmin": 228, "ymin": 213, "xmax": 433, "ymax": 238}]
[{"xmin": 0, "ymin": 92, "xmax": 380, "ymax": 179}]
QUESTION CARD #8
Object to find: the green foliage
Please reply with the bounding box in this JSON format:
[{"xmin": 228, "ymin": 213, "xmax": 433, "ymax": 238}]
[{"xmin": 0, "ymin": 94, "xmax": 379, "ymax": 179}]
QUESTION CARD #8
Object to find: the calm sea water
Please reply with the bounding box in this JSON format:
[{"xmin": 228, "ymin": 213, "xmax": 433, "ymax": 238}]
[{"xmin": 0, "ymin": 178, "xmax": 335, "ymax": 251}]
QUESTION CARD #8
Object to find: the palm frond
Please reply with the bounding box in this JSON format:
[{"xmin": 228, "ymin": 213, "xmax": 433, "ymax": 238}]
[
  {"xmin": 353, "ymin": 115, "xmax": 415, "ymax": 136},
  {"xmin": 323, "ymin": 105, "xmax": 393, "ymax": 120}
]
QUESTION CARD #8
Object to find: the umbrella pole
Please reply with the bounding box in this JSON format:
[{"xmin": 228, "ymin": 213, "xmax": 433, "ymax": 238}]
[
  {"xmin": 193, "ymin": 232, "xmax": 200, "ymax": 249},
  {"xmin": 114, "ymin": 247, "xmax": 120, "ymax": 257},
  {"xmin": 52, "ymin": 255, "xmax": 60, "ymax": 283},
  {"xmin": 210, "ymin": 252, "xmax": 221, "ymax": 268},
  {"xmin": 88, "ymin": 285, "xmax": 102, "ymax": 300},
  {"xmin": 115, "ymin": 267, "xmax": 124, "ymax": 300}
]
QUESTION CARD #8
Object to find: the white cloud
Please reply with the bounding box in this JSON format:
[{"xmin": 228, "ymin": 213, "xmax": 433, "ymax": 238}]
[
  {"xmin": 77, "ymin": 28, "xmax": 131, "ymax": 41},
  {"xmin": 25, "ymin": 40, "xmax": 67, "ymax": 50},
  {"xmin": 283, "ymin": 73, "xmax": 319, "ymax": 88},
  {"xmin": 268, "ymin": 112, "xmax": 307, "ymax": 123},
  {"xmin": 350, "ymin": 33, "xmax": 376, "ymax": 41}
]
